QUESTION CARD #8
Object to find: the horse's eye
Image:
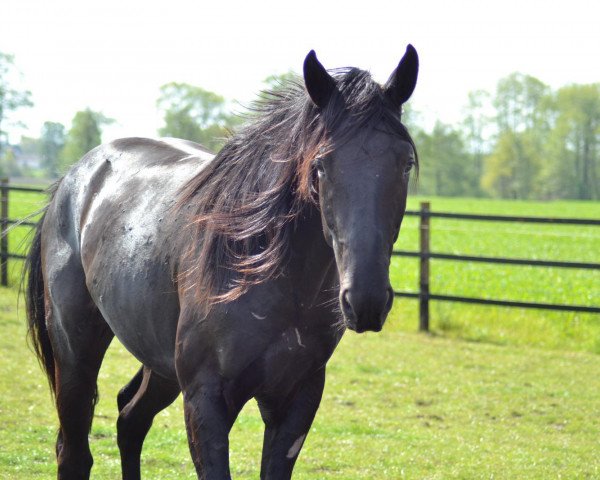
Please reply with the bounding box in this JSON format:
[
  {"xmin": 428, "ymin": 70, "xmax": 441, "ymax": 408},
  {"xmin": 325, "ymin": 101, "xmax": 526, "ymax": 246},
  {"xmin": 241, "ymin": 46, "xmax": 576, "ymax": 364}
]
[
  {"xmin": 314, "ymin": 158, "xmax": 325, "ymax": 176},
  {"xmin": 403, "ymin": 159, "xmax": 415, "ymax": 175}
]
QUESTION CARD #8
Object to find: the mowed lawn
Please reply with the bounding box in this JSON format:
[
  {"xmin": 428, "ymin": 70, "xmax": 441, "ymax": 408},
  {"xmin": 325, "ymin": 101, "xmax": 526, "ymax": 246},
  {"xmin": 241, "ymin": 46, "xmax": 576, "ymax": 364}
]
[
  {"xmin": 0, "ymin": 189, "xmax": 599, "ymax": 478},
  {"xmin": 0, "ymin": 286, "xmax": 599, "ymax": 479},
  {"xmin": 390, "ymin": 196, "xmax": 600, "ymax": 353},
  {"xmin": 4, "ymin": 189, "xmax": 600, "ymax": 353}
]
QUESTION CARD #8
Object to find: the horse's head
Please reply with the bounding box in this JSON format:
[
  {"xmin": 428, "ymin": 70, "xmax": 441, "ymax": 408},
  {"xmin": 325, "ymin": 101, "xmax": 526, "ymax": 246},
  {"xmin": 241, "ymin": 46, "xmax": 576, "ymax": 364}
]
[{"xmin": 304, "ymin": 46, "xmax": 419, "ymax": 333}]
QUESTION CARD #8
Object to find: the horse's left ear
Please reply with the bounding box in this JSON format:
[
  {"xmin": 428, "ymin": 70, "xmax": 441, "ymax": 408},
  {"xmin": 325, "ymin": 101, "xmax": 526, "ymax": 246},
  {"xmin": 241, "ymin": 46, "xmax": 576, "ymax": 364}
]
[
  {"xmin": 384, "ymin": 44, "xmax": 419, "ymax": 108},
  {"xmin": 303, "ymin": 50, "xmax": 336, "ymax": 108}
]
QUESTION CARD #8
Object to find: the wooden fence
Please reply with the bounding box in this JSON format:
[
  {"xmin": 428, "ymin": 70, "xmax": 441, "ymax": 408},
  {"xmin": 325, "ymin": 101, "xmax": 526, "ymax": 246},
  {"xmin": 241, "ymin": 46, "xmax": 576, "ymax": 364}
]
[
  {"xmin": 394, "ymin": 202, "xmax": 600, "ymax": 331},
  {"xmin": 0, "ymin": 179, "xmax": 43, "ymax": 285},
  {"xmin": 1, "ymin": 181, "xmax": 599, "ymax": 330}
]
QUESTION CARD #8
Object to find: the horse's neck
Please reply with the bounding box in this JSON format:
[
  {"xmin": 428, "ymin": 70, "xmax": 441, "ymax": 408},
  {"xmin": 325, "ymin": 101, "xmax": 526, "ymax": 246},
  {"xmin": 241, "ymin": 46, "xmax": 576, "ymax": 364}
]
[{"xmin": 287, "ymin": 204, "xmax": 337, "ymax": 306}]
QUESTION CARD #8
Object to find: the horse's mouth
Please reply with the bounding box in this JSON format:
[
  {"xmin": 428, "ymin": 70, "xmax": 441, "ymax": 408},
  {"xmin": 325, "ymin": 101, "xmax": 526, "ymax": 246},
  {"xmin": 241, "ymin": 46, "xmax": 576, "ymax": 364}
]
[
  {"xmin": 342, "ymin": 310, "xmax": 386, "ymax": 334},
  {"xmin": 340, "ymin": 286, "xmax": 393, "ymax": 333}
]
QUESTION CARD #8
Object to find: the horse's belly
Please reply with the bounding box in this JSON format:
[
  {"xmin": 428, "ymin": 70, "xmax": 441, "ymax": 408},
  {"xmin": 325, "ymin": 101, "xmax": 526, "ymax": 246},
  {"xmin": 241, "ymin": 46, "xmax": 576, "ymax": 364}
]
[
  {"xmin": 82, "ymin": 194, "xmax": 183, "ymax": 379},
  {"xmin": 78, "ymin": 156, "xmax": 199, "ymax": 379},
  {"xmin": 91, "ymin": 261, "xmax": 180, "ymax": 379}
]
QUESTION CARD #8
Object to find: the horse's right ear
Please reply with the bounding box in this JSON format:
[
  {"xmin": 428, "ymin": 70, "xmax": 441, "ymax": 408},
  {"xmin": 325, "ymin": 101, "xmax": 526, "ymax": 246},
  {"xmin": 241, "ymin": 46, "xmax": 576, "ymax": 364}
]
[{"xmin": 303, "ymin": 50, "xmax": 336, "ymax": 108}]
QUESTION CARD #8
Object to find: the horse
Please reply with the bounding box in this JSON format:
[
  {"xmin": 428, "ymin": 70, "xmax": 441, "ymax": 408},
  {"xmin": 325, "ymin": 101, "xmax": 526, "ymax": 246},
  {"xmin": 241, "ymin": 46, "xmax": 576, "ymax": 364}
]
[{"xmin": 25, "ymin": 45, "xmax": 419, "ymax": 479}]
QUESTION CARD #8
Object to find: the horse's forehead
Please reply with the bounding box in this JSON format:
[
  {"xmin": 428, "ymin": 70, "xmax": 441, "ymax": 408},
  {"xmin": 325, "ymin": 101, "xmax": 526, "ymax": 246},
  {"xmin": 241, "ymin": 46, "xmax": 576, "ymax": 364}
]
[
  {"xmin": 339, "ymin": 127, "xmax": 408, "ymax": 159},
  {"xmin": 364, "ymin": 129, "xmax": 395, "ymax": 151}
]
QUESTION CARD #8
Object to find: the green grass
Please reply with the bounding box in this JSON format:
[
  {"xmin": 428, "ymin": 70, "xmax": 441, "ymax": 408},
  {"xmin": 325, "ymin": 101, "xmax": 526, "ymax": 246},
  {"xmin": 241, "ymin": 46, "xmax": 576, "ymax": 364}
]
[
  {"xmin": 1, "ymin": 287, "xmax": 599, "ymax": 479},
  {"xmin": 1, "ymin": 192, "xmax": 600, "ymax": 477},
  {"xmin": 2, "ymin": 191, "xmax": 600, "ymax": 353},
  {"xmin": 387, "ymin": 196, "xmax": 600, "ymax": 353},
  {"xmin": 3, "ymin": 188, "xmax": 47, "ymax": 286}
]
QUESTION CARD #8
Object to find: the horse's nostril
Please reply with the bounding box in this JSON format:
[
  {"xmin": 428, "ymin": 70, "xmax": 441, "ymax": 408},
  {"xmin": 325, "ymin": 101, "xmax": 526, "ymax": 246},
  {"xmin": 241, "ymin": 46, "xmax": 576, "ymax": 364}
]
[{"xmin": 341, "ymin": 289, "xmax": 354, "ymax": 316}]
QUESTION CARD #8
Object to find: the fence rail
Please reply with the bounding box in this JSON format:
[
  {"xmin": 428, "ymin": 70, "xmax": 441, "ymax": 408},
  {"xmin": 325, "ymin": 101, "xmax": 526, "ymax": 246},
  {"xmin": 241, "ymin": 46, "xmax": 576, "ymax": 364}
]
[
  {"xmin": 395, "ymin": 202, "xmax": 600, "ymax": 330},
  {"xmin": 1, "ymin": 181, "xmax": 599, "ymax": 329},
  {"xmin": 392, "ymin": 250, "xmax": 600, "ymax": 270},
  {"xmin": 0, "ymin": 180, "xmax": 45, "ymax": 283},
  {"xmin": 403, "ymin": 209, "xmax": 600, "ymax": 225}
]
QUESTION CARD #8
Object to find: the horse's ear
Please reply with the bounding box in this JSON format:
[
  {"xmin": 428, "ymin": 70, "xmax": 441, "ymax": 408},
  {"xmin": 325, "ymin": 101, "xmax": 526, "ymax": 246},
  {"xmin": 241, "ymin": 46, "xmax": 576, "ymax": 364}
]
[
  {"xmin": 303, "ymin": 50, "xmax": 336, "ymax": 108},
  {"xmin": 384, "ymin": 44, "xmax": 419, "ymax": 108}
]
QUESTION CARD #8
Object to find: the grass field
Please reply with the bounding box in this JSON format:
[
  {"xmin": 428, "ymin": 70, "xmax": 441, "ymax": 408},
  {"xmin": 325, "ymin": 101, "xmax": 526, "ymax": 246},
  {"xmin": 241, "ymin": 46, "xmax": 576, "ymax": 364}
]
[
  {"xmin": 1, "ymin": 189, "xmax": 599, "ymax": 478},
  {"xmin": 391, "ymin": 196, "xmax": 600, "ymax": 353},
  {"xmin": 1, "ymin": 285, "xmax": 599, "ymax": 479},
  {"xmin": 5, "ymin": 190, "xmax": 599, "ymax": 352}
]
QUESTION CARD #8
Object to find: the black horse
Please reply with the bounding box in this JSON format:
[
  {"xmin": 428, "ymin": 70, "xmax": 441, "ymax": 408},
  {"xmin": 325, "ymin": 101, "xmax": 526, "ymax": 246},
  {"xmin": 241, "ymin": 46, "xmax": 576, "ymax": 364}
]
[{"xmin": 25, "ymin": 46, "xmax": 419, "ymax": 479}]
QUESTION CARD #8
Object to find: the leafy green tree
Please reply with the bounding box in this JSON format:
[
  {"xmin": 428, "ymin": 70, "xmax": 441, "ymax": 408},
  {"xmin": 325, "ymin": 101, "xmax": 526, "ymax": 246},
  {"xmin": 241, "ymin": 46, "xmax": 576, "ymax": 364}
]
[
  {"xmin": 482, "ymin": 130, "xmax": 519, "ymax": 198},
  {"xmin": 60, "ymin": 109, "xmax": 113, "ymax": 171},
  {"xmin": 541, "ymin": 84, "xmax": 600, "ymax": 199},
  {"xmin": 482, "ymin": 73, "xmax": 550, "ymax": 198},
  {"xmin": 400, "ymin": 102, "xmax": 423, "ymax": 136},
  {"xmin": 40, "ymin": 121, "xmax": 65, "ymax": 178},
  {"xmin": 0, "ymin": 52, "xmax": 33, "ymax": 156},
  {"xmin": 263, "ymin": 71, "xmax": 299, "ymax": 92},
  {"xmin": 461, "ymin": 90, "xmax": 491, "ymax": 194},
  {"xmin": 494, "ymin": 73, "xmax": 549, "ymax": 133},
  {"xmin": 16, "ymin": 135, "xmax": 42, "ymax": 176},
  {"xmin": 157, "ymin": 82, "xmax": 240, "ymax": 151},
  {"xmin": 416, "ymin": 122, "xmax": 475, "ymax": 196},
  {"xmin": 0, "ymin": 147, "xmax": 22, "ymax": 177},
  {"xmin": 482, "ymin": 129, "xmax": 544, "ymax": 199}
]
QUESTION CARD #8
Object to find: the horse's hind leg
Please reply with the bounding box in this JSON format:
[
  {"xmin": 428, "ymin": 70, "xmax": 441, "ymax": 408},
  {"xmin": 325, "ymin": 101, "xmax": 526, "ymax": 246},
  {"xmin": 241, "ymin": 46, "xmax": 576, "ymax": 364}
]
[
  {"xmin": 117, "ymin": 366, "xmax": 144, "ymax": 412},
  {"xmin": 52, "ymin": 314, "xmax": 113, "ymax": 480},
  {"xmin": 117, "ymin": 366, "xmax": 180, "ymax": 480},
  {"xmin": 47, "ymin": 279, "xmax": 113, "ymax": 478}
]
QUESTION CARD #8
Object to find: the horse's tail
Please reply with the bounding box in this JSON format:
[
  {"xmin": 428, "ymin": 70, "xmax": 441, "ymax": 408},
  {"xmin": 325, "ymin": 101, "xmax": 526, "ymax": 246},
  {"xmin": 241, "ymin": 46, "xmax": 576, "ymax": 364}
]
[{"xmin": 25, "ymin": 211, "xmax": 56, "ymax": 397}]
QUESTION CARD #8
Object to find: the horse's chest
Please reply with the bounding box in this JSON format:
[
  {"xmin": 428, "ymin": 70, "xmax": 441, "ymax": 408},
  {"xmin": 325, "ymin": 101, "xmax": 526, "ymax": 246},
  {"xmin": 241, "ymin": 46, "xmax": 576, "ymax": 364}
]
[
  {"xmin": 216, "ymin": 324, "xmax": 338, "ymax": 393},
  {"xmin": 264, "ymin": 326, "xmax": 339, "ymax": 388}
]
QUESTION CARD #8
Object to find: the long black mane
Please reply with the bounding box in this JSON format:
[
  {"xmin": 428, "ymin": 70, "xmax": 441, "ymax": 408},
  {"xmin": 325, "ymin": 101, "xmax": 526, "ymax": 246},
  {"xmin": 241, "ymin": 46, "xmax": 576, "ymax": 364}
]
[{"xmin": 179, "ymin": 68, "xmax": 417, "ymax": 307}]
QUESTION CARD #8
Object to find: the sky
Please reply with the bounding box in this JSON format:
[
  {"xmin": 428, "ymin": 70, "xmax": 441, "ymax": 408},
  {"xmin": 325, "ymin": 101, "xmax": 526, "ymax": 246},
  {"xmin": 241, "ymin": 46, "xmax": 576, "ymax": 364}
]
[{"xmin": 1, "ymin": 0, "xmax": 599, "ymax": 143}]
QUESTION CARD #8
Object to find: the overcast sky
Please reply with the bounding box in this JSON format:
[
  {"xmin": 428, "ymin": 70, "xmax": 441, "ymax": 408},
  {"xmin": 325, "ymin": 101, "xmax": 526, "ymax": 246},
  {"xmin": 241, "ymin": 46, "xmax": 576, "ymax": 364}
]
[{"xmin": 1, "ymin": 0, "xmax": 599, "ymax": 142}]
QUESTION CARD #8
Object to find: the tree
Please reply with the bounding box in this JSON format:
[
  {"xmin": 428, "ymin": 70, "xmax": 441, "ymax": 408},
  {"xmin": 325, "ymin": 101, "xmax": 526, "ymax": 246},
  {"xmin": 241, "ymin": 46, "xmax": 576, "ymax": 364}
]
[
  {"xmin": 481, "ymin": 130, "xmax": 520, "ymax": 198},
  {"xmin": 494, "ymin": 73, "xmax": 549, "ymax": 133},
  {"xmin": 40, "ymin": 121, "xmax": 65, "ymax": 178},
  {"xmin": 400, "ymin": 102, "xmax": 423, "ymax": 135},
  {"xmin": 0, "ymin": 148, "xmax": 21, "ymax": 177},
  {"xmin": 157, "ymin": 82, "xmax": 240, "ymax": 151},
  {"xmin": 60, "ymin": 109, "xmax": 113, "ymax": 171},
  {"xmin": 0, "ymin": 52, "xmax": 33, "ymax": 157},
  {"xmin": 541, "ymin": 84, "xmax": 600, "ymax": 199},
  {"xmin": 461, "ymin": 90, "xmax": 492, "ymax": 194},
  {"xmin": 482, "ymin": 73, "xmax": 550, "ymax": 199},
  {"xmin": 262, "ymin": 71, "xmax": 299, "ymax": 92},
  {"xmin": 415, "ymin": 122, "xmax": 475, "ymax": 196}
]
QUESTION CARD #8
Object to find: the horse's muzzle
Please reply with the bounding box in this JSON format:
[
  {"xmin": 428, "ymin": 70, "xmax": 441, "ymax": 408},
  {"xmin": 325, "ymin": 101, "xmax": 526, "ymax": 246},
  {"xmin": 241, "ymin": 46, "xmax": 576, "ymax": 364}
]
[{"xmin": 340, "ymin": 286, "xmax": 394, "ymax": 333}]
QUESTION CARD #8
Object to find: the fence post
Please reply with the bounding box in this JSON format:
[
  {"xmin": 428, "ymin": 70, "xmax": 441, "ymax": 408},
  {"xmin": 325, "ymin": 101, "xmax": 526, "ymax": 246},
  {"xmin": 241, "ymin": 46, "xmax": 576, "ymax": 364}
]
[
  {"xmin": 1, "ymin": 178, "xmax": 9, "ymax": 286},
  {"xmin": 419, "ymin": 201, "xmax": 430, "ymax": 331}
]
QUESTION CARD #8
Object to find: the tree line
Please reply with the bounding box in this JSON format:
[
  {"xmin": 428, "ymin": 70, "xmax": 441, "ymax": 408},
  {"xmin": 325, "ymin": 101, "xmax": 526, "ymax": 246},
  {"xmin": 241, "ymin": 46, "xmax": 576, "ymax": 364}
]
[
  {"xmin": 1, "ymin": 51, "xmax": 598, "ymax": 200},
  {"xmin": 407, "ymin": 74, "xmax": 600, "ymax": 200}
]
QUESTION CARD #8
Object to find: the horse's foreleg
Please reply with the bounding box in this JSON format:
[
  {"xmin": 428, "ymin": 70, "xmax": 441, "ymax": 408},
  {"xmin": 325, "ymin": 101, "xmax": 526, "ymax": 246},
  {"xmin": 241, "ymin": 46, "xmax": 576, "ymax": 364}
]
[
  {"xmin": 117, "ymin": 366, "xmax": 180, "ymax": 480},
  {"xmin": 180, "ymin": 377, "xmax": 240, "ymax": 480},
  {"xmin": 258, "ymin": 368, "xmax": 326, "ymax": 480}
]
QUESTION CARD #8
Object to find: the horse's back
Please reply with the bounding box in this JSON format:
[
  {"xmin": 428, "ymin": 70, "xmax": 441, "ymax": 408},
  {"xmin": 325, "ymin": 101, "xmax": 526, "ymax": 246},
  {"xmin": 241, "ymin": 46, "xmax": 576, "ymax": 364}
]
[{"xmin": 42, "ymin": 137, "xmax": 214, "ymax": 378}]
